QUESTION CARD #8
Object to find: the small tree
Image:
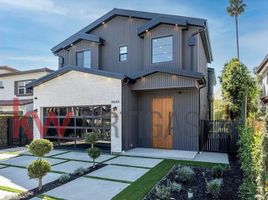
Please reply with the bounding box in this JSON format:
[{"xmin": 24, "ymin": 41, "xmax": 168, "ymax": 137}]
[
  {"xmin": 28, "ymin": 159, "xmax": 51, "ymax": 191},
  {"xmin": 85, "ymin": 132, "xmax": 98, "ymax": 148},
  {"xmin": 28, "ymin": 139, "xmax": 53, "ymax": 157},
  {"xmin": 85, "ymin": 132, "xmax": 101, "ymax": 168},
  {"xmin": 87, "ymin": 147, "xmax": 101, "ymax": 168},
  {"xmin": 27, "ymin": 139, "xmax": 53, "ymax": 191}
]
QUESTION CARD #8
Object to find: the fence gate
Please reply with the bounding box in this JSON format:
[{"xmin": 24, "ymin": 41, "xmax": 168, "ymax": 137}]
[{"xmin": 199, "ymin": 120, "xmax": 240, "ymax": 153}]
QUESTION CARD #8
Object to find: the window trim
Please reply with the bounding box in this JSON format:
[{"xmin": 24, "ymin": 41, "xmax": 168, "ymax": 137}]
[
  {"xmin": 151, "ymin": 35, "xmax": 174, "ymax": 64},
  {"xmin": 75, "ymin": 49, "xmax": 92, "ymax": 68},
  {"xmin": 15, "ymin": 79, "xmax": 34, "ymax": 96},
  {"xmin": 119, "ymin": 45, "xmax": 128, "ymax": 62}
]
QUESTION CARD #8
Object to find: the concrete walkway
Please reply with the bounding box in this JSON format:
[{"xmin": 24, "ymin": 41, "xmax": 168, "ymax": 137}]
[
  {"xmin": 124, "ymin": 148, "xmax": 229, "ymax": 164},
  {"xmin": 124, "ymin": 148, "xmax": 197, "ymax": 160}
]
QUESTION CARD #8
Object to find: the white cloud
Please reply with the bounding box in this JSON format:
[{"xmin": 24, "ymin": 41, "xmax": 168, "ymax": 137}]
[
  {"xmin": 7, "ymin": 55, "xmax": 56, "ymax": 63},
  {"xmin": 0, "ymin": 0, "xmax": 67, "ymax": 15}
]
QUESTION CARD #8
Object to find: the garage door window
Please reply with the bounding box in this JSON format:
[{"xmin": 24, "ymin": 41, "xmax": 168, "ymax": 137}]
[{"xmin": 43, "ymin": 105, "xmax": 111, "ymax": 143}]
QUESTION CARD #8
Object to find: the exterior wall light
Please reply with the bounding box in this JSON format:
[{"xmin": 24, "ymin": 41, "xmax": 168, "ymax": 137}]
[
  {"xmin": 145, "ymin": 29, "xmax": 149, "ymax": 33},
  {"xmin": 113, "ymin": 106, "xmax": 117, "ymax": 111},
  {"xmin": 102, "ymin": 21, "xmax": 105, "ymax": 25},
  {"xmin": 34, "ymin": 109, "xmax": 38, "ymax": 113}
]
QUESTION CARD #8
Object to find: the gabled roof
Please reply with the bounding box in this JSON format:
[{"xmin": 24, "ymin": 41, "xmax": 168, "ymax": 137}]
[
  {"xmin": 51, "ymin": 8, "xmax": 213, "ymax": 62},
  {"xmin": 131, "ymin": 67, "xmax": 205, "ymax": 84},
  {"xmin": 0, "ymin": 99, "xmax": 33, "ymax": 106},
  {"xmin": 0, "ymin": 66, "xmax": 19, "ymax": 73},
  {"xmin": 256, "ymin": 54, "xmax": 268, "ymax": 74},
  {"xmin": 27, "ymin": 66, "xmax": 126, "ymax": 89},
  {"xmin": 0, "ymin": 68, "xmax": 54, "ymax": 77},
  {"xmin": 51, "ymin": 33, "xmax": 104, "ymax": 53}
]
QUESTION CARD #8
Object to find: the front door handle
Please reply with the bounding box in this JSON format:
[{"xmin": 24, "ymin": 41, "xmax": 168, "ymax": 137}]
[{"xmin": 168, "ymin": 112, "xmax": 173, "ymax": 135}]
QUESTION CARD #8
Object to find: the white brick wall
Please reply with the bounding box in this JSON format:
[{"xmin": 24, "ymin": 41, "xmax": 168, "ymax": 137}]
[{"xmin": 33, "ymin": 71, "xmax": 122, "ymax": 153}]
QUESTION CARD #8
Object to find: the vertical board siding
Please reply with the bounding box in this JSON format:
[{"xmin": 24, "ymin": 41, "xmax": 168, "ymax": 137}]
[
  {"xmin": 122, "ymin": 84, "xmax": 138, "ymax": 150},
  {"xmin": 137, "ymin": 89, "xmax": 199, "ymax": 151},
  {"xmin": 57, "ymin": 40, "xmax": 100, "ymax": 69},
  {"xmin": 143, "ymin": 24, "xmax": 182, "ymax": 69},
  {"xmin": 131, "ymin": 72, "xmax": 197, "ymax": 90},
  {"xmin": 91, "ymin": 16, "xmax": 147, "ymax": 75}
]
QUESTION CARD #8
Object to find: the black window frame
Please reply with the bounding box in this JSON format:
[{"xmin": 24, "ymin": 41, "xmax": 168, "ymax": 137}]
[
  {"xmin": 76, "ymin": 49, "xmax": 92, "ymax": 68},
  {"xmin": 119, "ymin": 45, "xmax": 128, "ymax": 62},
  {"xmin": 15, "ymin": 79, "xmax": 34, "ymax": 96},
  {"xmin": 151, "ymin": 35, "xmax": 174, "ymax": 64}
]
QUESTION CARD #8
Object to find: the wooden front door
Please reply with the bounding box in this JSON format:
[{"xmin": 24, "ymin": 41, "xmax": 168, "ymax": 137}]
[{"xmin": 152, "ymin": 97, "xmax": 173, "ymax": 149}]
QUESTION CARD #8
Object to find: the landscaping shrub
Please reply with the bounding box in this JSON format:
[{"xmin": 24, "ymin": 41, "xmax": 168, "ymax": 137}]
[
  {"xmin": 170, "ymin": 182, "xmax": 182, "ymax": 193},
  {"xmin": 211, "ymin": 165, "xmax": 227, "ymax": 178},
  {"xmin": 28, "ymin": 159, "xmax": 51, "ymax": 190},
  {"xmin": 155, "ymin": 182, "xmax": 171, "ymax": 200},
  {"xmin": 58, "ymin": 173, "xmax": 71, "ymax": 183},
  {"xmin": 28, "ymin": 139, "xmax": 53, "ymax": 157},
  {"xmin": 74, "ymin": 167, "xmax": 86, "ymax": 175},
  {"xmin": 87, "ymin": 147, "xmax": 101, "ymax": 168},
  {"xmin": 85, "ymin": 132, "xmax": 98, "ymax": 148},
  {"xmin": 27, "ymin": 139, "xmax": 53, "ymax": 191},
  {"xmin": 85, "ymin": 132, "xmax": 101, "ymax": 168},
  {"xmin": 206, "ymin": 178, "xmax": 223, "ymax": 199},
  {"xmin": 175, "ymin": 166, "xmax": 194, "ymax": 183}
]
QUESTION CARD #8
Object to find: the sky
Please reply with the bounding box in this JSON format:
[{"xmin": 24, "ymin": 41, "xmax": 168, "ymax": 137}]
[{"xmin": 1, "ymin": 0, "xmax": 268, "ymax": 87}]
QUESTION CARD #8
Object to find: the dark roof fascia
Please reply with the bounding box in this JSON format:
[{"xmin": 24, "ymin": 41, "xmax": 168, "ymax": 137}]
[
  {"xmin": 0, "ymin": 66, "xmax": 19, "ymax": 72},
  {"xmin": 131, "ymin": 67, "xmax": 205, "ymax": 81},
  {"xmin": 0, "ymin": 68, "xmax": 54, "ymax": 77},
  {"xmin": 27, "ymin": 66, "xmax": 126, "ymax": 89},
  {"xmin": 137, "ymin": 15, "xmax": 205, "ymax": 36},
  {"xmin": 200, "ymin": 23, "xmax": 213, "ymax": 63},
  {"xmin": 51, "ymin": 8, "xmax": 212, "ymax": 59},
  {"xmin": 52, "ymin": 33, "xmax": 104, "ymax": 54},
  {"xmin": 256, "ymin": 54, "xmax": 268, "ymax": 74}
]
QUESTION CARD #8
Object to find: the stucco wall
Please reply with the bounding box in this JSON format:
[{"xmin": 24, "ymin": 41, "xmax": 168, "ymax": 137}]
[
  {"xmin": 0, "ymin": 72, "xmax": 50, "ymax": 101},
  {"xmin": 32, "ymin": 71, "xmax": 122, "ymax": 153}
]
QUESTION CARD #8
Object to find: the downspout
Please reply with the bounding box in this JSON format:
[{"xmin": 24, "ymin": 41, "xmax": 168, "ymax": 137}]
[{"xmin": 198, "ymin": 81, "xmax": 206, "ymax": 153}]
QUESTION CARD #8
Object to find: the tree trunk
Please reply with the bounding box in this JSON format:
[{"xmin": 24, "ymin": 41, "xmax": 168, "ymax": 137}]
[
  {"xmin": 93, "ymin": 159, "xmax": 95, "ymax": 168},
  {"xmin": 38, "ymin": 178, "xmax": 42, "ymax": 191},
  {"xmin": 235, "ymin": 15, "xmax": 240, "ymax": 60}
]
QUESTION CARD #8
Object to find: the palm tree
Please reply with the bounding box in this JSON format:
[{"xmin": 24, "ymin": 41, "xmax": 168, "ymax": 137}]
[{"xmin": 227, "ymin": 0, "xmax": 246, "ymax": 60}]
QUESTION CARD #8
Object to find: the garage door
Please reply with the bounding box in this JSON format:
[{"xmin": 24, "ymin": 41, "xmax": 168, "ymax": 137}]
[{"xmin": 43, "ymin": 105, "xmax": 111, "ymax": 148}]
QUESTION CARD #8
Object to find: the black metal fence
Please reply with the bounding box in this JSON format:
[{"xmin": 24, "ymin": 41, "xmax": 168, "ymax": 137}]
[{"xmin": 199, "ymin": 120, "xmax": 240, "ymax": 153}]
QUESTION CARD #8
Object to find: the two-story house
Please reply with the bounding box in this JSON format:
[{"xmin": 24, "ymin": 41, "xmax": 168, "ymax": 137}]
[
  {"xmin": 0, "ymin": 66, "xmax": 53, "ymax": 115},
  {"xmin": 257, "ymin": 54, "xmax": 268, "ymax": 106},
  {"xmin": 28, "ymin": 8, "xmax": 214, "ymax": 153}
]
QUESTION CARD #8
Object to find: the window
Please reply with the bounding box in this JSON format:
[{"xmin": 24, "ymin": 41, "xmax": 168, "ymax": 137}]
[
  {"xmin": 152, "ymin": 36, "xmax": 173, "ymax": 64},
  {"xmin": 76, "ymin": 50, "xmax": 91, "ymax": 68},
  {"xmin": 119, "ymin": 46, "xmax": 128, "ymax": 61},
  {"xmin": 16, "ymin": 80, "xmax": 33, "ymax": 96},
  {"xmin": 0, "ymin": 81, "xmax": 3, "ymax": 89},
  {"xmin": 59, "ymin": 56, "xmax": 64, "ymax": 68}
]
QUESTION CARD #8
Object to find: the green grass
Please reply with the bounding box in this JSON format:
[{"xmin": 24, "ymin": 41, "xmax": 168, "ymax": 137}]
[
  {"xmin": 84, "ymin": 175, "xmax": 133, "ymax": 184},
  {"xmin": 0, "ymin": 185, "xmax": 23, "ymax": 193},
  {"xmin": 112, "ymin": 159, "xmax": 226, "ymax": 200}
]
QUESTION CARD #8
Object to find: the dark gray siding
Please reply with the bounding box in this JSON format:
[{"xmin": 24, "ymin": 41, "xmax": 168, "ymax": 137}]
[
  {"xmin": 131, "ymin": 72, "xmax": 197, "ymax": 91},
  {"xmin": 122, "ymin": 84, "xmax": 138, "ymax": 150},
  {"xmin": 137, "ymin": 89, "xmax": 199, "ymax": 151},
  {"xmin": 142, "ymin": 24, "xmax": 182, "ymax": 69},
  {"xmin": 57, "ymin": 40, "xmax": 100, "ymax": 69},
  {"xmin": 91, "ymin": 16, "xmax": 147, "ymax": 75}
]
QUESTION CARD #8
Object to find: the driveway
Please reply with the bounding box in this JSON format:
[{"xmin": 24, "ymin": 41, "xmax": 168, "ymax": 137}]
[{"xmin": 0, "ymin": 149, "xmax": 163, "ymax": 200}]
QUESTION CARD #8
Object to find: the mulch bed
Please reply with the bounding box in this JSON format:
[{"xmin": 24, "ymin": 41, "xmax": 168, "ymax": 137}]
[
  {"xmin": 145, "ymin": 155, "xmax": 243, "ymax": 200},
  {"xmin": 16, "ymin": 163, "xmax": 106, "ymax": 200}
]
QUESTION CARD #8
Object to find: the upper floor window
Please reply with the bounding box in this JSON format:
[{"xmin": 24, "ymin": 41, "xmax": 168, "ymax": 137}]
[
  {"xmin": 119, "ymin": 46, "xmax": 128, "ymax": 62},
  {"xmin": 152, "ymin": 36, "xmax": 173, "ymax": 64},
  {"xmin": 0, "ymin": 81, "xmax": 3, "ymax": 89},
  {"xmin": 15, "ymin": 80, "xmax": 33, "ymax": 96},
  {"xmin": 76, "ymin": 50, "xmax": 91, "ymax": 68}
]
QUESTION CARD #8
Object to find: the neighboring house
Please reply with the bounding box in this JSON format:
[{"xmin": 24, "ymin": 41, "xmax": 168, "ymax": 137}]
[
  {"xmin": 0, "ymin": 66, "xmax": 53, "ymax": 115},
  {"xmin": 257, "ymin": 54, "xmax": 268, "ymax": 105},
  {"xmin": 28, "ymin": 8, "xmax": 215, "ymax": 153}
]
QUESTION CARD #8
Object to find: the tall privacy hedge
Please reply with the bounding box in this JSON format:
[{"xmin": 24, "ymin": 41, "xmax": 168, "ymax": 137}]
[
  {"xmin": 238, "ymin": 119, "xmax": 268, "ymax": 199},
  {"xmin": 0, "ymin": 116, "xmax": 9, "ymax": 146}
]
